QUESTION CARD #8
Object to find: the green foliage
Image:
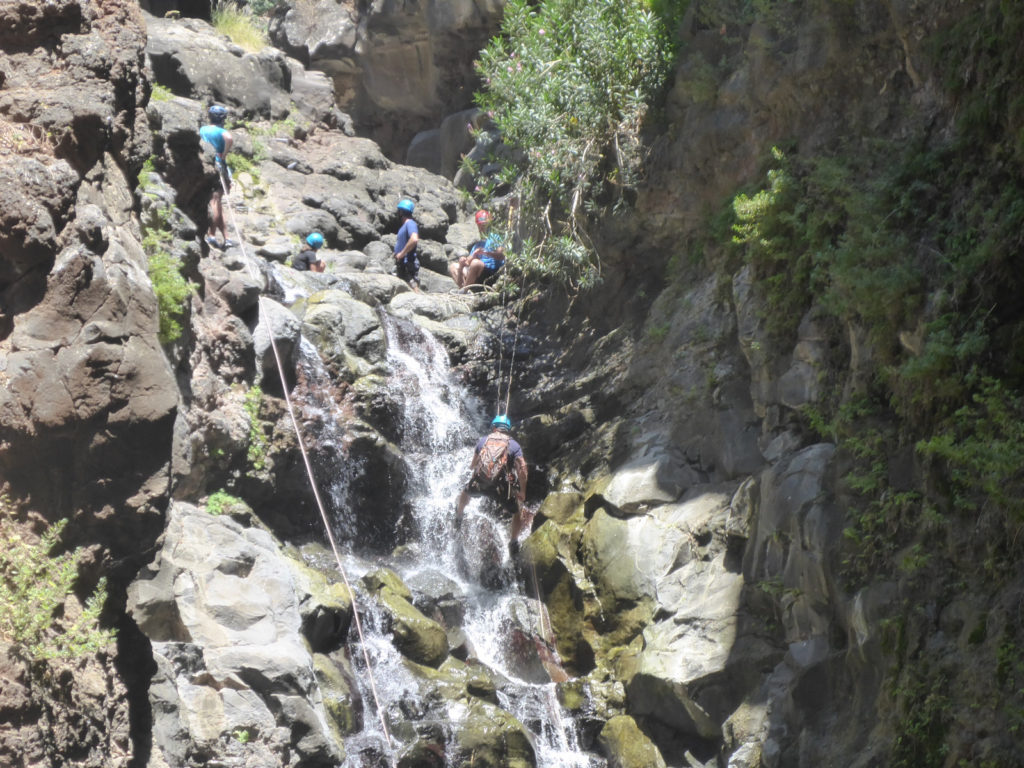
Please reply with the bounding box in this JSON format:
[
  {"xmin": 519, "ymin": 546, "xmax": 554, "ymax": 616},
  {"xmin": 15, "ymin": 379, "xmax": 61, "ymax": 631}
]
[
  {"xmin": 996, "ymin": 639, "xmax": 1024, "ymax": 735},
  {"xmin": 147, "ymin": 250, "xmax": 192, "ymax": 345},
  {"xmin": 917, "ymin": 378, "xmax": 1024, "ymax": 525},
  {"xmin": 0, "ymin": 495, "xmax": 116, "ymax": 662},
  {"xmin": 890, "ymin": 666, "xmax": 951, "ymax": 768},
  {"xmin": 245, "ymin": 0, "xmax": 280, "ymax": 15},
  {"xmin": 244, "ymin": 385, "xmax": 268, "ymax": 472},
  {"xmin": 226, "ymin": 151, "xmax": 262, "ymax": 185},
  {"xmin": 932, "ymin": 0, "xmax": 1024, "ymax": 160},
  {"xmin": 206, "ymin": 490, "xmax": 243, "ymax": 516},
  {"xmin": 150, "ymin": 83, "xmax": 174, "ymax": 102},
  {"xmin": 473, "ymin": 0, "xmax": 677, "ymax": 290},
  {"xmin": 211, "ymin": 1, "xmax": 267, "ymax": 52},
  {"xmin": 137, "ymin": 155, "xmax": 158, "ymax": 189}
]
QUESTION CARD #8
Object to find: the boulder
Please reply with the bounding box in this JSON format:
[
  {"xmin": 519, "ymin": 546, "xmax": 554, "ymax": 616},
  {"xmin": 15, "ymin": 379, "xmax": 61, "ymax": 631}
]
[
  {"xmin": 145, "ymin": 13, "xmax": 335, "ymax": 123},
  {"xmin": 362, "ymin": 569, "xmax": 449, "ymax": 668},
  {"xmin": 452, "ymin": 698, "xmax": 536, "ymax": 768},
  {"xmin": 598, "ymin": 715, "xmax": 667, "ymax": 768},
  {"xmin": 252, "ymin": 296, "xmax": 302, "ymax": 388},
  {"xmin": 127, "ymin": 502, "xmax": 344, "ymax": 766},
  {"xmin": 299, "ymin": 288, "xmax": 386, "ymax": 365}
]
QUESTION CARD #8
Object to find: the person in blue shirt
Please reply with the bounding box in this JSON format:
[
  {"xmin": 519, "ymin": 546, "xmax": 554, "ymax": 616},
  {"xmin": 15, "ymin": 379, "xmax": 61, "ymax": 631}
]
[
  {"xmin": 198, "ymin": 105, "xmax": 236, "ymax": 249},
  {"xmin": 393, "ymin": 198, "xmax": 421, "ymax": 292},
  {"xmin": 449, "ymin": 209, "xmax": 505, "ymax": 288}
]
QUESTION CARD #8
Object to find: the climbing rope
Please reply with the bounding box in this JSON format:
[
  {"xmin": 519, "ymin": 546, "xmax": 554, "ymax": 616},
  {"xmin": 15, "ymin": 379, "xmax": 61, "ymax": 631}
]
[{"xmin": 216, "ymin": 168, "xmax": 397, "ymax": 760}]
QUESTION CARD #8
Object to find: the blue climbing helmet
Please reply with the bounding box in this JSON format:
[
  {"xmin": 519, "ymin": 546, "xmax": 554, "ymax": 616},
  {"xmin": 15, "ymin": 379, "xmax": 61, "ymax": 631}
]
[
  {"xmin": 397, "ymin": 198, "xmax": 415, "ymax": 214},
  {"xmin": 306, "ymin": 232, "xmax": 325, "ymax": 249},
  {"xmin": 208, "ymin": 104, "xmax": 228, "ymax": 124},
  {"xmin": 491, "ymin": 414, "xmax": 512, "ymax": 431}
]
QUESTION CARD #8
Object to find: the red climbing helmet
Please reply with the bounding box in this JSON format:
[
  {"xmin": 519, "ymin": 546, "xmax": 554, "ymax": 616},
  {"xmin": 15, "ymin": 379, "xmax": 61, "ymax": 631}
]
[{"xmin": 475, "ymin": 210, "xmax": 491, "ymax": 225}]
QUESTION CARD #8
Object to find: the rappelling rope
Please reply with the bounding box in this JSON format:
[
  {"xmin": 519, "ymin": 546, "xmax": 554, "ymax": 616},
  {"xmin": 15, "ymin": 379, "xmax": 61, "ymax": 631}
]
[
  {"xmin": 216, "ymin": 168, "xmax": 396, "ymax": 759},
  {"xmin": 492, "ymin": 206, "xmax": 534, "ymax": 417}
]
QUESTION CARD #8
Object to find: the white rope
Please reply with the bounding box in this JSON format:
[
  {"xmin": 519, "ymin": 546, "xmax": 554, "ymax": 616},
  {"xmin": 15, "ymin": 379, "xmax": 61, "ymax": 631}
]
[{"xmin": 217, "ymin": 168, "xmax": 396, "ymax": 760}]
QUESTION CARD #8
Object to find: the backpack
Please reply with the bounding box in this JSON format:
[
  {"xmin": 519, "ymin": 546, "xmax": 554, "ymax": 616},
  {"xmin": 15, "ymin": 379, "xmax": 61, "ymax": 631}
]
[{"xmin": 475, "ymin": 433, "xmax": 512, "ymax": 487}]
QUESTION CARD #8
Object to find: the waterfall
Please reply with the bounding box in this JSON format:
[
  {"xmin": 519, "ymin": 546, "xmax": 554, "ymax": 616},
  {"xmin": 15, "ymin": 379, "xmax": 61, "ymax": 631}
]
[{"xmin": 331, "ymin": 312, "xmax": 599, "ymax": 768}]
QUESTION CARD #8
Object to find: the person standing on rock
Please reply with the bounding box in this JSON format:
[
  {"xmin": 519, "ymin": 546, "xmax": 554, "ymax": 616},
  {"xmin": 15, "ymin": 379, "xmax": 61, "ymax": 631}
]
[
  {"xmin": 199, "ymin": 104, "xmax": 236, "ymax": 250},
  {"xmin": 454, "ymin": 414, "xmax": 529, "ymax": 555},
  {"xmin": 292, "ymin": 232, "xmax": 326, "ymax": 272},
  {"xmin": 393, "ymin": 198, "xmax": 421, "ymax": 292},
  {"xmin": 449, "ymin": 209, "xmax": 505, "ymax": 289}
]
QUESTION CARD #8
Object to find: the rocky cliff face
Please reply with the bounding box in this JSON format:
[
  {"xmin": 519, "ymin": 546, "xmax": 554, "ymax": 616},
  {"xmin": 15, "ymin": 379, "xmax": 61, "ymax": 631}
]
[
  {"xmin": 1, "ymin": 1, "xmax": 1018, "ymax": 768},
  {"xmin": 0, "ymin": 0, "xmax": 172, "ymax": 764}
]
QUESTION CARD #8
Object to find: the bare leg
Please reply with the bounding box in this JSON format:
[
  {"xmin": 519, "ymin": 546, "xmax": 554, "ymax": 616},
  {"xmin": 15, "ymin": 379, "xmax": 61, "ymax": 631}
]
[
  {"xmin": 464, "ymin": 258, "xmax": 488, "ymax": 286},
  {"xmin": 455, "ymin": 489, "xmax": 470, "ymax": 527},
  {"xmin": 509, "ymin": 503, "xmax": 525, "ymax": 542},
  {"xmin": 209, "ymin": 190, "xmax": 228, "ymax": 241}
]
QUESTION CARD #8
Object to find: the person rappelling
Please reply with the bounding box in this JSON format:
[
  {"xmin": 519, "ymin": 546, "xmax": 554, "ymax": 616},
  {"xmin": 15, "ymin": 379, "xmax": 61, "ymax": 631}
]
[
  {"xmin": 199, "ymin": 104, "xmax": 237, "ymax": 250},
  {"xmin": 454, "ymin": 414, "xmax": 529, "ymax": 556}
]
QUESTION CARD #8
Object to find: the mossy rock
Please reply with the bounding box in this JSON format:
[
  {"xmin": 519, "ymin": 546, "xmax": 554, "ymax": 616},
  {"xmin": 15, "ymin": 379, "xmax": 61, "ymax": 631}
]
[
  {"xmin": 536, "ymin": 491, "xmax": 585, "ymax": 526},
  {"xmin": 288, "ymin": 557, "xmax": 354, "ymax": 653},
  {"xmin": 313, "ymin": 652, "xmax": 361, "ymax": 738},
  {"xmin": 597, "ymin": 715, "xmax": 666, "ymax": 768},
  {"xmin": 453, "ymin": 699, "xmax": 536, "ymax": 768},
  {"xmin": 362, "ymin": 567, "xmax": 413, "ymax": 601},
  {"xmin": 378, "ymin": 586, "xmax": 448, "ymax": 668}
]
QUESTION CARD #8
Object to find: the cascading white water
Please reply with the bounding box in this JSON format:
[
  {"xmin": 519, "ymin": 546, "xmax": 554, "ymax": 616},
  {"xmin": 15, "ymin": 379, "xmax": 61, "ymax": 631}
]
[{"xmin": 335, "ymin": 312, "xmax": 599, "ymax": 768}]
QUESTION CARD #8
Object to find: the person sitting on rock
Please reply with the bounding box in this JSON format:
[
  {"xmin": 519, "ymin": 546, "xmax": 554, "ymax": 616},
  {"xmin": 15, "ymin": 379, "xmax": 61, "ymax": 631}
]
[
  {"xmin": 198, "ymin": 104, "xmax": 237, "ymax": 250},
  {"xmin": 454, "ymin": 414, "xmax": 528, "ymax": 555},
  {"xmin": 292, "ymin": 232, "xmax": 326, "ymax": 272},
  {"xmin": 449, "ymin": 209, "xmax": 505, "ymax": 289},
  {"xmin": 393, "ymin": 198, "xmax": 421, "ymax": 292}
]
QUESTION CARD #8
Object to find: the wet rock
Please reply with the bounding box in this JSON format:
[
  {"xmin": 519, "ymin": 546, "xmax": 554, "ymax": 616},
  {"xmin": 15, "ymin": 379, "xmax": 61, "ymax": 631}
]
[
  {"xmin": 453, "ymin": 698, "xmax": 536, "ymax": 768},
  {"xmin": 363, "ymin": 569, "xmax": 449, "ymax": 668},
  {"xmin": 314, "ymin": 651, "xmax": 363, "ymax": 737}
]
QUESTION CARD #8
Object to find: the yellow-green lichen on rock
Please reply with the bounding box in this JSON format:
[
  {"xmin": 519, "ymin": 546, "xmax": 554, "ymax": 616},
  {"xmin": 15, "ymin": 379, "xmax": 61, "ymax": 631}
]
[{"xmin": 597, "ymin": 714, "xmax": 667, "ymax": 768}]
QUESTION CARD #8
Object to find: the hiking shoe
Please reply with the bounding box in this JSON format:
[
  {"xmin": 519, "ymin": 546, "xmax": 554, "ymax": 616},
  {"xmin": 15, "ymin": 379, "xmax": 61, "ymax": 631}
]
[
  {"xmin": 222, "ymin": 239, "xmax": 238, "ymax": 248},
  {"xmin": 204, "ymin": 235, "xmax": 221, "ymax": 249},
  {"xmin": 508, "ymin": 539, "xmax": 521, "ymax": 558}
]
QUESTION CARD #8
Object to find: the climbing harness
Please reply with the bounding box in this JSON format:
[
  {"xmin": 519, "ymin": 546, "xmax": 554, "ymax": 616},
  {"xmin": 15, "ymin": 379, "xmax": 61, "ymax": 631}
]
[{"xmin": 215, "ymin": 170, "xmax": 397, "ymax": 761}]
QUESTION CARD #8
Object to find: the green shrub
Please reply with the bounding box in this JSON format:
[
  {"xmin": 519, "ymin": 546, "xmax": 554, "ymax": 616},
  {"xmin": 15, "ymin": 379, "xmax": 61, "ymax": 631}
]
[
  {"xmin": 148, "ymin": 250, "xmax": 192, "ymax": 344},
  {"xmin": 150, "ymin": 83, "xmax": 174, "ymax": 102},
  {"xmin": 473, "ymin": 0, "xmax": 677, "ymax": 290},
  {"xmin": 206, "ymin": 490, "xmax": 244, "ymax": 516},
  {"xmin": 243, "ymin": 385, "xmax": 269, "ymax": 472},
  {"xmin": 211, "ymin": 0, "xmax": 267, "ymax": 52},
  {"xmin": 917, "ymin": 378, "xmax": 1024, "ymax": 524},
  {"xmin": 0, "ymin": 495, "xmax": 116, "ymax": 661}
]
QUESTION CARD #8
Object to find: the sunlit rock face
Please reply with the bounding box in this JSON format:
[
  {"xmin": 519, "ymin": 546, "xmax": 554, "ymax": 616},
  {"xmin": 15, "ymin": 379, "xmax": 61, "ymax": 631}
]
[{"xmin": 268, "ymin": 0, "xmax": 506, "ymax": 158}]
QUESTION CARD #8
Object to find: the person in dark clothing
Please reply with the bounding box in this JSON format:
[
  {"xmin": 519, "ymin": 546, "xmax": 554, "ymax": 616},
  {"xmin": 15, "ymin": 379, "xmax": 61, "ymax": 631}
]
[
  {"xmin": 454, "ymin": 414, "xmax": 529, "ymax": 553},
  {"xmin": 292, "ymin": 232, "xmax": 326, "ymax": 272},
  {"xmin": 393, "ymin": 198, "xmax": 421, "ymax": 292}
]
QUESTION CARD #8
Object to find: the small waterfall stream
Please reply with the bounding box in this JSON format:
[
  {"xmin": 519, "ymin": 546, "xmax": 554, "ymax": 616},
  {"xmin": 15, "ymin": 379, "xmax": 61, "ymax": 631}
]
[{"xmin": 324, "ymin": 311, "xmax": 597, "ymax": 767}]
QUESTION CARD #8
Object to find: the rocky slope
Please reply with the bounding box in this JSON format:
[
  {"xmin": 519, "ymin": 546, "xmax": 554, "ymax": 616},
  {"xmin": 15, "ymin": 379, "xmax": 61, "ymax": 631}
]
[{"xmin": 2, "ymin": 2, "xmax": 1022, "ymax": 768}]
